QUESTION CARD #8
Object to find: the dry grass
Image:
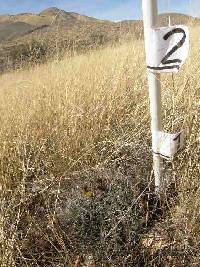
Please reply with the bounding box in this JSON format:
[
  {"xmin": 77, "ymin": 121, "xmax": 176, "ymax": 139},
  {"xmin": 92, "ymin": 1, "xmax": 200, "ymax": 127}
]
[{"xmin": 0, "ymin": 25, "xmax": 200, "ymax": 266}]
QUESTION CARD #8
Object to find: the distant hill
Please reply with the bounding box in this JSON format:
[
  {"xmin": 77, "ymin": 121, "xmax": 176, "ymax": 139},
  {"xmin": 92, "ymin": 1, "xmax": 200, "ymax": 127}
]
[
  {"xmin": 0, "ymin": 7, "xmax": 111, "ymax": 43},
  {"xmin": 0, "ymin": 21, "xmax": 34, "ymax": 42},
  {"xmin": 0, "ymin": 8, "xmax": 199, "ymax": 72},
  {"xmin": 158, "ymin": 12, "xmax": 198, "ymax": 25},
  {"xmin": 0, "ymin": 9, "xmax": 198, "ymax": 43}
]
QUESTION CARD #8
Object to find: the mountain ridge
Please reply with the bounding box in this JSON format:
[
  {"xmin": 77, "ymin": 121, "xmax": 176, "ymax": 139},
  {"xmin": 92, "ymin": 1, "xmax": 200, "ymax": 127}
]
[
  {"xmin": 0, "ymin": 8, "xmax": 197, "ymax": 26},
  {"xmin": 0, "ymin": 8, "xmax": 197, "ymax": 44}
]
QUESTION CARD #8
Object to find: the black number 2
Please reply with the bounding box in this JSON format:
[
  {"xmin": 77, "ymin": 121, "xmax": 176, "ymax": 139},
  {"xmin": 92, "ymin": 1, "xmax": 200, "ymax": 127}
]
[{"xmin": 147, "ymin": 28, "xmax": 186, "ymax": 71}]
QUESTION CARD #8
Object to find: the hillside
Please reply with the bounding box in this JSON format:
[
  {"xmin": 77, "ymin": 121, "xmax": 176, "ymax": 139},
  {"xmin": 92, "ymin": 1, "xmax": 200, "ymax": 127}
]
[
  {"xmin": 158, "ymin": 12, "xmax": 197, "ymax": 25},
  {"xmin": 0, "ymin": 7, "xmax": 114, "ymax": 44},
  {"xmin": 0, "ymin": 8, "xmax": 199, "ymax": 73}
]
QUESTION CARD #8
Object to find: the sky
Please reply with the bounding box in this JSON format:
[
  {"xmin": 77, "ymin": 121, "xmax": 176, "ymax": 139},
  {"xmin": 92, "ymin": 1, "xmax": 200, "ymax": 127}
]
[{"xmin": 0, "ymin": 0, "xmax": 199, "ymax": 21}]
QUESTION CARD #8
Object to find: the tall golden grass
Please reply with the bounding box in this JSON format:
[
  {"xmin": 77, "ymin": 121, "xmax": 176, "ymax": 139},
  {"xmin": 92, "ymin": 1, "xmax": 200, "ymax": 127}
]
[{"xmin": 0, "ymin": 26, "xmax": 199, "ymax": 266}]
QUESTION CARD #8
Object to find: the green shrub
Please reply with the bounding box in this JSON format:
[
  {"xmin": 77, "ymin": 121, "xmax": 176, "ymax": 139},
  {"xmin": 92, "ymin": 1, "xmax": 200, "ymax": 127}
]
[
  {"xmin": 9, "ymin": 40, "xmax": 48, "ymax": 68},
  {"xmin": 59, "ymin": 175, "xmax": 144, "ymax": 266}
]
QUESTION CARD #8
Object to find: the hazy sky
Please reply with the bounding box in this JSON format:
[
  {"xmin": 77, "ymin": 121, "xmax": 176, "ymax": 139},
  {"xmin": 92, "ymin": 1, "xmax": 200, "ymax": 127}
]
[{"xmin": 0, "ymin": 0, "xmax": 199, "ymax": 21}]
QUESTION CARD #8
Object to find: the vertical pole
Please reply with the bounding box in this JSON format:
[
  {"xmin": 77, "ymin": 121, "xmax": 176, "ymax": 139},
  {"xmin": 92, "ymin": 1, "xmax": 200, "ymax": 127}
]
[{"xmin": 142, "ymin": 0, "xmax": 163, "ymax": 194}]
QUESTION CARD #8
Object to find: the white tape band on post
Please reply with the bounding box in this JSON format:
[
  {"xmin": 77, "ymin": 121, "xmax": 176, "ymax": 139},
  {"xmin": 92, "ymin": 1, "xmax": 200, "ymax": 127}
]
[
  {"xmin": 152, "ymin": 130, "xmax": 185, "ymax": 160},
  {"xmin": 146, "ymin": 25, "xmax": 189, "ymax": 73}
]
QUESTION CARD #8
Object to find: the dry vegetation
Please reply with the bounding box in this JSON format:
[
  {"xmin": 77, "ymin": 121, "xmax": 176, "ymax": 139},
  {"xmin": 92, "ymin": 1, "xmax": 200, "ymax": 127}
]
[{"xmin": 0, "ymin": 24, "xmax": 200, "ymax": 266}]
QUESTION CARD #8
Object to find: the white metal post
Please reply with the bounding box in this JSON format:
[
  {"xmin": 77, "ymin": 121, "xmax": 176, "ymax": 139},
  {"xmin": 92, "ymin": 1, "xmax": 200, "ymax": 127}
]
[{"xmin": 142, "ymin": 0, "xmax": 163, "ymax": 194}]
